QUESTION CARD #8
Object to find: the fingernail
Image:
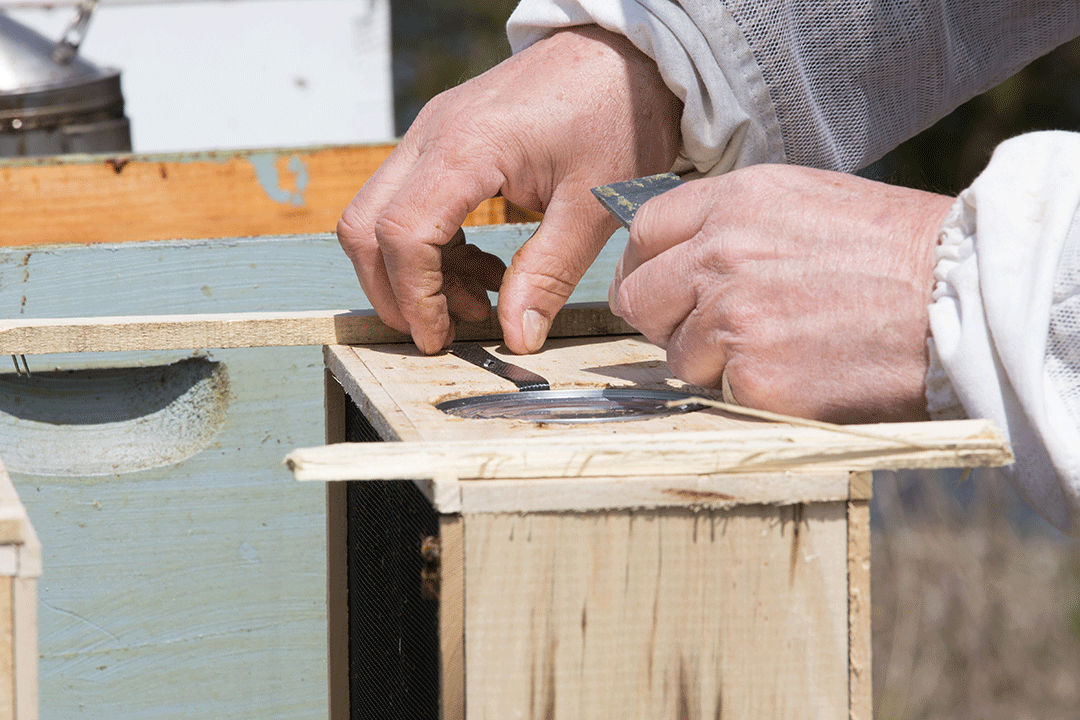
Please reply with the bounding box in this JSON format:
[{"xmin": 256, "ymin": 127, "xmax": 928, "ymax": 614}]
[{"xmin": 522, "ymin": 309, "xmax": 550, "ymax": 353}]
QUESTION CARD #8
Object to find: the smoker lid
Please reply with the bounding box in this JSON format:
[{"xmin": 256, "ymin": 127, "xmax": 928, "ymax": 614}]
[{"xmin": 0, "ymin": 13, "xmax": 109, "ymax": 95}]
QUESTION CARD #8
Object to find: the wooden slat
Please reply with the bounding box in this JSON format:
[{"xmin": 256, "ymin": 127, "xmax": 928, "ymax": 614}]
[
  {"xmin": 454, "ymin": 471, "xmax": 854, "ymax": 513},
  {"xmin": 463, "ymin": 505, "xmax": 850, "ymax": 719},
  {"xmin": 0, "ymin": 468, "xmax": 30, "ymax": 546},
  {"xmin": 438, "ymin": 516, "xmax": 465, "ymax": 720},
  {"xmin": 0, "ymin": 310, "xmax": 399, "ymax": 354},
  {"xmin": 0, "ymin": 145, "xmax": 509, "ymax": 246},
  {"xmin": 0, "ymin": 575, "xmax": 11, "ymax": 720},
  {"xmin": 12, "ymin": 578, "xmax": 36, "ymax": 720},
  {"xmin": 848, "ymin": 470, "xmax": 873, "ymax": 501},
  {"xmin": 286, "ymin": 418, "xmax": 1011, "ymax": 485},
  {"xmin": 0, "ymin": 303, "xmax": 632, "ymax": 355},
  {"xmin": 0, "ymin": 509, "xmax": 28, "ymax": 549},
  {"xmin": 847, "ymin": 497, "xmax": 872, "ymax": 720}
]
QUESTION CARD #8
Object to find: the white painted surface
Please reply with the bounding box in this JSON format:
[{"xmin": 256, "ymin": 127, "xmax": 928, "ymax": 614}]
[{"xmin": 3, "ymin": 0, "xmax": 393, "ymax": 152}]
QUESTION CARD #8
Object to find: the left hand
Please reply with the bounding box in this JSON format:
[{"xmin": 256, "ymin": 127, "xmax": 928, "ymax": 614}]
[
  {"xmin": 608, "ymin": 164, "xmax": 955, "ymax": 423},
  {"xmin": 336, "ymin": 27, "xmax": 681, "ymax": 355}
]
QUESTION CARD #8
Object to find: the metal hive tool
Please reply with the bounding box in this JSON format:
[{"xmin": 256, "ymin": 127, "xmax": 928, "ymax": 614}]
[{"xmin": 590, "ymin": 172, "xmax": 684, "ymax": 228}]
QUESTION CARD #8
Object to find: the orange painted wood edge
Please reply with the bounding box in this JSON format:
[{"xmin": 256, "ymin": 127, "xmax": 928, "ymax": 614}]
[{"xmin": 0, "ymin": 144, "xmax": 535, "ymax": 247}]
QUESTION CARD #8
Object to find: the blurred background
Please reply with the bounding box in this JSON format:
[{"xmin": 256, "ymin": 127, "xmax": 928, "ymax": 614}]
[
  {"xmin": 389, "ymin": 3, "xmax": 1080, "ymax": 719},
  {"xmin": 3, "ymin": 0, "xmax": 395, "ymax": 153}
]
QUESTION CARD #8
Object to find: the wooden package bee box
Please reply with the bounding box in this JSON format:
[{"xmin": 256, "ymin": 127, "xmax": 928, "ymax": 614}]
[{"xmin": 286, "ymin": 328, "xmax": 1012, "ymax": 720}]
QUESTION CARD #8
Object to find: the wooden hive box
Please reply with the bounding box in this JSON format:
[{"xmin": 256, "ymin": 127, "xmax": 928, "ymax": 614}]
[
  {"xmin": 0, "ymin": 148, "xmax": 539, "ymax": 719},
  {"xmin": 287, "ymin": 318, "xmax": 1012, "ymax": 720}
]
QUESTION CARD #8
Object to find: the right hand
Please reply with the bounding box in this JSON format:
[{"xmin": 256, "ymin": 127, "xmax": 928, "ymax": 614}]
[
  {"xmin": 608, "ymin": 164, "xmax": 954, "ymax": 423},
  {"xmin": 337, "ymin": 25, "xmax": 682, "ymax": 354}
]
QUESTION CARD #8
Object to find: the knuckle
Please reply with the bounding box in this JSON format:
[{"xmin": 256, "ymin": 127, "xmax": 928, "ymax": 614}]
[
  {"xmin": 372, "ymin": 206, "xmax": 417, "ymax": 251},
  {"xmin": 610, "ymin": 284, "xmax": 672, "ymax": 348},
  {"xmin": 512, "ymin": 252, "xmax": 581, "ymax": 302},
  {"xmin": 337, "ymin": 219, "xmax": 378, "ymax": 266},
  {"xmin": 610, "ymin": 285, "xmax": 646, "ymax": 334},
  {"xmin": 336, "ymin": 214, "xmax": 362, "ymax": 245}
]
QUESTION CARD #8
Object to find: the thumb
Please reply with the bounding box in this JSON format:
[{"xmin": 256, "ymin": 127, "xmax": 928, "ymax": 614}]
[{"xmin": 497, "ymin": 188, "xmax": 619, "ymax": 353}]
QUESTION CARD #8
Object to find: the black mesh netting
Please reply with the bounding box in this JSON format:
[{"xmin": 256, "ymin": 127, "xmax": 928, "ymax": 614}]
[{"xmin": 345, "ymin": 397, "xmax": 440, "ymax": 720}]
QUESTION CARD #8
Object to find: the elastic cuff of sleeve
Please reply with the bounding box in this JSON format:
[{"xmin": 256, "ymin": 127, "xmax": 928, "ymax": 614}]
[
  {"xmin": 926, "ymin": 337, "xmax": 966, "ymax": 420},
  {"xmin": 925, "ymin": 193, "xmax": 975, "ymax": 420}
]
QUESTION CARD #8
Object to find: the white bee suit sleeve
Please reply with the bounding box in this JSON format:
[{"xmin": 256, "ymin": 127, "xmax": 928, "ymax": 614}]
[
  {"xmin": 928, "ymin": 131, "xmax": 1080, "ymax": 534},
  {"xmin": 507, "ymin": 1, "xmax": 1080, "ymax": 175},
  {"xmin": 509, "ymin": 0, "xmax": 785, "ymax": 177}
]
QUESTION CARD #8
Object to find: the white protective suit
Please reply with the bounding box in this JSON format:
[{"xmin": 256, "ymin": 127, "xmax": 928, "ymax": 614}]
[{"xmin": 507, "ymin": 2, "xmax": 1080, "ymax": 532}]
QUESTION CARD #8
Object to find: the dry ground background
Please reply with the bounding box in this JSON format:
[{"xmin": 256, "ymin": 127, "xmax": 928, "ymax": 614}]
[
  {"xmin": 390, "ymin": 5, "xmax": 1080, "ymax": 717},
  {"xmin": 873, "ymin": 470, "xmax": 1080, "ymax": 720}
]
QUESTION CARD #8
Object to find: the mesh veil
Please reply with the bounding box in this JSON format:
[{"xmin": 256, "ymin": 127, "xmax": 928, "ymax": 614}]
[
  {"xmin": 723, "ymin": 1, "xmax": 1080, "ymax": 171},
  {"xmin": 1048, "ymin": 211, "xmax": 1080, "ymax": 446}
]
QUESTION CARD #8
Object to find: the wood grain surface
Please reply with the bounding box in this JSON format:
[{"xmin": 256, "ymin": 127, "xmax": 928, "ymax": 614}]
[
  {"xmin": 463, "ymin": 504, "xmax": 851, "ymax": 719},
  {"xmin": 848, "ymin": 497, "xmax": 873, "ymax": 720},
  {"xmin": 0, "ymin": 303, "xmax": 633, "ymax": 356},
  {"xmin": 330, "ymin": 336, "xmax": 747, "ymax": 444},
  {"xmin": 292, "ymin": 338, "xmax": 1011, "ymax": 495},
  {"xmin": 0, "ymin": 145, "xmax": 518, "ymax": 247},
  {"xmin": 287, "ymin": 419, "xmax": 1010, "ymax": 483}
]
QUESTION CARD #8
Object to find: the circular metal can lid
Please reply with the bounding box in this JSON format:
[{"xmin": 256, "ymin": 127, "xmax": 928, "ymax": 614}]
[
  {"xmin": 435, "ymin": 388, "xmax": 705, "ymax": 424},
  {"xmin": 0, "ymin": 15, "xmax": 107, "ymax": 95}
]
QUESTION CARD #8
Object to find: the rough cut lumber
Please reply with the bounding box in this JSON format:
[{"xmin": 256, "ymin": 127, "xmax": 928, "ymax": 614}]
[
  {"xmin": 299, "ymin": 336, "xmax": 1012, "ymax": 514},
  {"xmin": 0, "ymin": 574, "xmax": 12, "ymax": 720},
  {"xmin": 450, "ymin": 471, "xmax": 854, "ymax": 513},
  {"xmin": 0, "ymin": 144, "xmax": 529, "ymax": 247},
  {"xmin": 286, "ymin": 418, "xmax": 1012, "ymax": 485},
  {"xmin": 0, "ymin": 303, "xmax": 633, "ymax": 355},
  {"xmin": 848, "ymin": 496, "xmax": 873, "ymax": 720},
  {"xmin": 463, "ymin": 504, "xmax": 850, "ymax": 719},
  {"xmin": 324, "ymin": 342, "xmax": 419, "ymax": 444},
  {"xmin": 438, "ymin": 516, "xmax": 465, "ymax": 720},
  {"xmin": 0, "ymin": 310, "xmax": 401, "ymax": 355}
]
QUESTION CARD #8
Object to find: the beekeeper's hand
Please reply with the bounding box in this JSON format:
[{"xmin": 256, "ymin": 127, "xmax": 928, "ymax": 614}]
[
  {"xmin": 338, "ymin": 25, "xmax": 682, "ymax": 354},
  {"xmin": 609, "ymin": 164, "xmax": 955, "ymax": 423}
]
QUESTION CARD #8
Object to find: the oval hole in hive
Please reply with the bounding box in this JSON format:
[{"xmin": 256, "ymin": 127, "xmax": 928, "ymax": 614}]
[{"xmin": 0, "ymin": 358, "xmax": 228, "ymax": 476}]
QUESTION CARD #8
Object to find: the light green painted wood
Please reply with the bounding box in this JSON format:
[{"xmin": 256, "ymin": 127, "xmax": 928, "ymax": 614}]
[
  {"xmin": 26, "ymin": 345, "xmax": 328, "ymax": 719},
  {"xmin": 0, "ymin": 226, "xmax": 625, "ymax": 719}
]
